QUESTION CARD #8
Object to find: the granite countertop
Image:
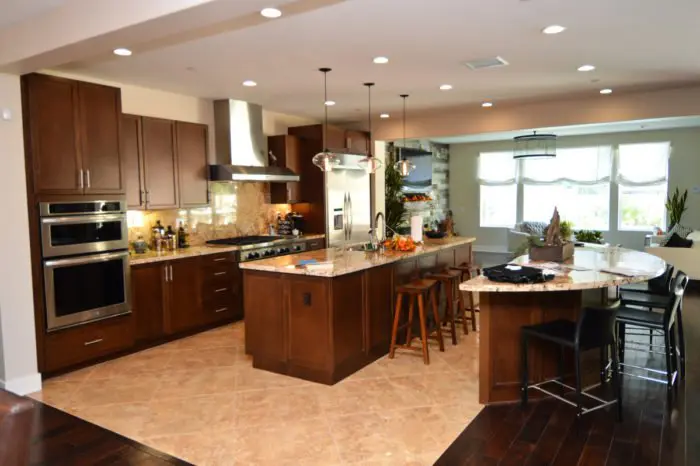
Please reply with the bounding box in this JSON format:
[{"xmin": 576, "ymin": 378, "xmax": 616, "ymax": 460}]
[
  {"xmin": 460, "ymin": 246, "xmax": 666, "ymax": 293},
  {"xmin": 238, "ymin": 236, "xmax": 476, "ymax": 277},
  {"xmin": 128, "ymin": 234, "xmax": 326, "ymax": 266}
]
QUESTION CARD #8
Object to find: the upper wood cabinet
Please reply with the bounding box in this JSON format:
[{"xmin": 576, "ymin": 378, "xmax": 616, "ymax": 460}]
[
  {"xmin": 176, "ymin": 121, "xmax": 209, "ymax": 207},
  {"xmin": 22, "ymin": 73, "xmax": 125, "ymax": 195},
  {"xmin": 269, "ymin": 135, "xmax": 302, "ymax": 204},
  {"xmin": 345, "ymin": 130, "xmax": 370, "ymax": 154},
  {"xmin": 123, "ymin": 115, "xmax": 208, "ymax": 210},
  {"xmin": 287, "ymin": 124, "xmax": 350, "ymax": 150}
]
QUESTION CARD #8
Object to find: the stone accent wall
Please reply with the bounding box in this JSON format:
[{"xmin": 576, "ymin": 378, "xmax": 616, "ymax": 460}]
[{"xmin": 127, "ymin": 182, "xmax": 291, "ymax": 246}]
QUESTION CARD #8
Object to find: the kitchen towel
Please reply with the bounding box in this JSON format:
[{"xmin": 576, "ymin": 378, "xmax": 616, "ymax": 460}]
[{"xmin": 411, "ymin": 215, "xmax": 423, "ymax": 243}]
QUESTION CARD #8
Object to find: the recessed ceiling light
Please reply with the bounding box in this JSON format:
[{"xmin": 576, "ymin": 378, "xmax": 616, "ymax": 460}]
[
  {"xmin": 542, "ymin": 25, "xmax": 566, "ymax": 35},
  {"xmin": 578, "ymin": 64, "xmax": 596, "ymax": 72},
  {"xmin": 380, "ymin": 113, "xmax": 390, "ymax": 118},
  {"xmin": 242, "ymin": 80, "xmax": 257, "ymax": 87},
  {"xmin": 600, "ymin": 88, "xmax": 613, "ymax": 94},
  {"xmin": 373, "ymin": 56, "xmax": 389, "ymax": 64},
  {"xmin": 482, "ymin": 102, "xmax": 493, "ymax": 108},
  {"xmin": 260, "ymin": 8, "xmax": 282, "ymax": 18},
  {"xmin": 113, "ymin": 48, "xmax": 132, "ymax": 56},
  {"xmin": 325, "ymin": 100, "xmax": 336, "ymax": 106},
  {"xmin": 439, "ymin": 84, "xmax": 453, "ymax": 91}
]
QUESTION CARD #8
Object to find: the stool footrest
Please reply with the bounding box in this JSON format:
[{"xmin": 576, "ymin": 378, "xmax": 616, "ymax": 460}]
[{"xmin": 527, "ymin": 379, "xmax": 617, "ymax": 414}]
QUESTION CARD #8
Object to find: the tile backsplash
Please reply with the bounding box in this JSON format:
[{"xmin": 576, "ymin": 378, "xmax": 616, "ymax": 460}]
[{"xmin": 127, "ymin": 182, "xmax": 291, "ymax": 246}]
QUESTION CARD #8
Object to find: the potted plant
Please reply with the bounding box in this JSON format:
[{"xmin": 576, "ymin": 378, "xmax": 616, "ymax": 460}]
[
  {"xmin": 666, "ymin": 187, "xmax": 688, "ymax": 231},
  {"xmin": 529, "ymin": 207, "xmax": 574, "ymax": 262},
  {"xmin": 560, "ymin": 220, "xmax": 573, "ymax": 241},
  {"xmin": 385, "ymin": 148, "xmax": 406, "ymax": 237}
]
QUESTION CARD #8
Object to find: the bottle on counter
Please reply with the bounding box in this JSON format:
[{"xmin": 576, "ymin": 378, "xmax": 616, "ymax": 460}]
[
  {"xmin": 165, "ymin": 225, "xmax": 177, "ymax": 251},
  {"xmin": 177, "ymin": 222, "xmax": 190, "ymax": 248}
]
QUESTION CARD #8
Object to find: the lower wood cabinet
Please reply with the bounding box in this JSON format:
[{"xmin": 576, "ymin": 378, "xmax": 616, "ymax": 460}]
[
  {"xmin": 166, "ymin": 257, "xmax": 203, "ymax": 334},
  {"xmin": 131, "ymin": 263, "xmax": 166, "ymax": 343},
  {"xmin": 44, "ymin": 314, "xmax": 134, "ymax": 373}
]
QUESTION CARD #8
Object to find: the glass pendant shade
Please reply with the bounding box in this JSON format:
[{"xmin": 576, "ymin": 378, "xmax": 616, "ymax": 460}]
[
  {"xmin": 394, "ymin": 159, "xmax": 415, "ymax": 177},
  {"xmin": 513, "ymin": 132, "xmax": 557, "ymax": 159},
  {"xmin": 312, "ymin": 150, "xmax": 340, "ymax": 172},
  {"xmin": 358, "ymin": 156, "xmax": 383, "ymax": 173}
]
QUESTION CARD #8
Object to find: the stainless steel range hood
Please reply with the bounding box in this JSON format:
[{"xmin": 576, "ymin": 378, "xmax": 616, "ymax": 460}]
[{"xmin": 209, "ymin": 99, "xmax": 300, "ymax": 183}]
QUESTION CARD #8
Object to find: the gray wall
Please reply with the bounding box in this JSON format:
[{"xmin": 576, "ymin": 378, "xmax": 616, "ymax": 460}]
[{"xmin": 449, "ymin": 127, "xmax": 700, "ymax": 252}]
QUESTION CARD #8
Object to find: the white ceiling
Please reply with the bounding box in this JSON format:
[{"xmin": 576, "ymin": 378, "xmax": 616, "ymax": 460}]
[
  {"xmin": 54, "ymin": 0, "xmax": 700, "ymax": 121},
  {"xmin": 0, "ymin": 0, "xmax": 66, "ymax": 29}
]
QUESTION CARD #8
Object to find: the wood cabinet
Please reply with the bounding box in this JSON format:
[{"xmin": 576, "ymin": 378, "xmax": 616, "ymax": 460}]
[
  {"xmin": 44, "ymin": 314, "xmax": 134, "ymax": 373},
  {"xmin": 269, "ymin": 135, "xmax": 302, "ymax": 204},
  {"xmin": 345, "ymin": 130, "xmax": 370, "ymax": 154},
  {"xmin": 201, "ymin": 252, "xmax": 242, "ymax": 324},
  {"xmin": 123, "ymin": 115, "xmax": 208, "ymax": 210},
  {"xmin": 131, "ymin": 263, "xmax": 166, "ymax": 343},
  {"xmin": 22, "ymin": 73, "xmax": 125, "ymax": 196},
  {"xmin": 166, "ymin": 257, "xmax": 203, "ymax": 334},
  {"xmin": 306, "ymin": 238, "xmax": 325, "ymax": 251},
  {"xmin": 176, "ymin": 121, "xmax": 209, "ymax": 207}
]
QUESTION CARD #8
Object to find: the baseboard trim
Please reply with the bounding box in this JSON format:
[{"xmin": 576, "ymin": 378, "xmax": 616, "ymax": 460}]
[
  {"xmin": 1, "ymin": 372, "xmax": 42, "ymax": 396},
  {"xmin": 473, "ymin": 245, "xmax": 511, "ymax": 254}
]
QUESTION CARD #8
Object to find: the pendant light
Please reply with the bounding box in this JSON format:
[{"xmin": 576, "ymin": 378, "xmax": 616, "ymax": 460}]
[
  {"xmin": 513, "ymin": 131, "xmax": 557, "ymax": 159},
  {"xmin": 312, "ymin": 68, "xmax": 340, "ymax": 171},
  {"xmin": 394, "ymin": 94, "xmax": 415, "ymax": 176},
  {"xmin": 357, "ymin": 82, "xmax": 383, "ymax": 173}
]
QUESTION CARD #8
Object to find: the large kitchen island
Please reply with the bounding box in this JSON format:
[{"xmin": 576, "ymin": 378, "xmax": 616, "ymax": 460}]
[
  {"xmin": 460, "ymin": 246, "xmax": 666, "ymax": 404},
  {"xmin": 239, "ymin": 237, "xmax": 475, "ymax": 384}
]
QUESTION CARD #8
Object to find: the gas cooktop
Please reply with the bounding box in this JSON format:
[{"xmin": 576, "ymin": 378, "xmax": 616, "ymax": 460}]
[
  {"xmin": 206, "ymin": 236, "xmax": 283, "ymax": 246},
  {"xmin": 206, "ymin": 235, "xmax": 307, "ymax": 261}
]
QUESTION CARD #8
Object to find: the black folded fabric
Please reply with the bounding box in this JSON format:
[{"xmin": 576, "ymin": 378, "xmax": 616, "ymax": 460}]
[
  {"xmin": 482, "ymin": 264, "xmax": 555, "ymax": 284},
  {"xmin": 665, "ymin": 233, "xmax": 693, "ymax": 248}
]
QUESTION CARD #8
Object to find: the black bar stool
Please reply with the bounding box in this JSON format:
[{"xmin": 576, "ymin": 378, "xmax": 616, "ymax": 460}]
[
  {"xmin": 390, "ymin": 278, "xmax": 443, "ymax": 364},
  {"xmin": 616, "ymin": 271, "xmax": 689, "ymax": 391},
  {"xmin": 521, "ymin": 306, "xmax": 622, "ymax": 420}
]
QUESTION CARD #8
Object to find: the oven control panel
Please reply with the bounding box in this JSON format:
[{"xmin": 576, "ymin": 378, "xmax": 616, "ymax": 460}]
[{"xmin": 241, "ymin": 242, "xmax": 307, "ymax": 262}]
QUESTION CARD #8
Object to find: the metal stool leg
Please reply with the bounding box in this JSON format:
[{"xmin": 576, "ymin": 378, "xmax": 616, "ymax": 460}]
[{"xmin": 521, "ymin": 333, "xmax": 529, "ymax": 408}]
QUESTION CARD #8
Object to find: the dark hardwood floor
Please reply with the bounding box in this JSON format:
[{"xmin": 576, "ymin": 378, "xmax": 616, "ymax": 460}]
[
  {"xmin": 436, "ymin": 291, "xmax": 698, "ymax": 466},
  {"xmin": 29, "ymin": 401, "xmax": 191, "ymax": 466}
]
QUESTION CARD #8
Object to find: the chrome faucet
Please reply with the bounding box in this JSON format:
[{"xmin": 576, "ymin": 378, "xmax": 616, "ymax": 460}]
[{"xmin": 370, "ymin": 212, "xmax": 386, "ymax": 250}]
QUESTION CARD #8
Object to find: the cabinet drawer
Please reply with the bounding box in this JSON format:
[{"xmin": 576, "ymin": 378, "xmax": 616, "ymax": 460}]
[
  {"xmin": 202, "ymin": 296, "xmax": 238, "ymax": 322},
  {"xmin": 306, "ymin": 238, "xmax": 325, "ymax": 251},
  {"xmin": 201, "ymin": 252, "xmax": 237, "ymax": 268},
  {"xmin": 44, "ymin": 314, "xmax": 134, "ymax": 372}
]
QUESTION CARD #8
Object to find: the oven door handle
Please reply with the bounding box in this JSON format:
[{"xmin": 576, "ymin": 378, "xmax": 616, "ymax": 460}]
[
  {"xmin": 44, "ymin": 251, "xmax": 129, "ymax": 268},
  {"xmin": 41, "ymin": 214, "xmax": 126, "ymax": 225}
]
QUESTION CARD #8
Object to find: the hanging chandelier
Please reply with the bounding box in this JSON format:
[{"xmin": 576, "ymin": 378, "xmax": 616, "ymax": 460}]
[
  {"xmin": 357, "ymin": 82, "xmax": 383, "ymax": 174},
  {"xmin": 513, "ymin": 131, "xmax": 557, "ymax": 159},
  {"xmin": 394, "ymin": 94, "xmax": 415, "ymax": 176},
  {"xmin": 312, "ymin": 68, "xmax": 340, "ymax": 171}
]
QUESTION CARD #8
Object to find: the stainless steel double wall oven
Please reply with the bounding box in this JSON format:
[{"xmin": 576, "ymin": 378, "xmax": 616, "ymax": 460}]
[{"xmin": 40, "ymin": 200, "xmax": 131, "ymax": 331}]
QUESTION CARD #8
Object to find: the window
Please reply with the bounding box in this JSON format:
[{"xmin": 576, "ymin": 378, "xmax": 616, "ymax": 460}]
[
  {"xmin": 478, "ymin": 152, "xmax": 517, "ymax": 227},
  {"xmin": 617, "ymin": 142, "xmax": 669, "ymax": 230},
  {"xmin": 522, "ymin": 147, "xmax": 612, "ymax": 230}
]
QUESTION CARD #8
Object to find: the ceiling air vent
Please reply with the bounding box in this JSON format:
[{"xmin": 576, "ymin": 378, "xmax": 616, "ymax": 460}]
[{"xmin": 463, "ymin": 56, "xmax": 509, "ymax": 70}]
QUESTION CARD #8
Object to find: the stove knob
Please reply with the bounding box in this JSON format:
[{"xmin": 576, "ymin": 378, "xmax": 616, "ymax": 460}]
[
  {"xmin": 293, "ymin": 245, "xmax": 301, "ymax": 251},
  {"xmin": 251, "ymin": 252, "xmax": 260, "ymax": 259}
]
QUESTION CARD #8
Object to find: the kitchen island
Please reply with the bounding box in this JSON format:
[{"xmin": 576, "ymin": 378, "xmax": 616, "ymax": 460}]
[
  {"xmin": 240, "ymin": 236, "xmax": 475, "ymax": 384},
  {"xmin": 460, "ymin": 247, "xmax": 666, "ymax": 404}
]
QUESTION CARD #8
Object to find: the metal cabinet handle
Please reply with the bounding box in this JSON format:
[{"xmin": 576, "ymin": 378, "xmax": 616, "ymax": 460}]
[
  {"xmin": 139, "ymin": 190, "xmax": 144, "ymax": 206},
  {"xmin": 214, "ymin": 271, "xmax": 226, "ymax": 276},
  {"xmin": 84, "ymin": 338, "xmax": 103, "ymax": 346},
  {"xmin": 213, "ymin": 258, "xmax": 226, "ymax": 262},
  {"xmin": 86, "ymin": 169, "xmax": 91, "ymax": 188},
  {"xmin": 169, "ymin": 264, "xmax": 173, "ymax": 282},
  {"xmin": 145, "ymin": 190, "xmax": 150, "ymax": 205},
  {"xmin": 214, "ymin": 307, "xmax": 228, "ymax": 313},
  {"xmin": 215, "ymin": 287, "xmax": 228, "ymax": 293},
  {"xmin": 79, "ymin": 169, "xmax": 84, "ymax": 189}
]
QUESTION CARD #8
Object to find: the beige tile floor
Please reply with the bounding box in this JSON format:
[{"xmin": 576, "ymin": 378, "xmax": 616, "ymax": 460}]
[{"xmin": 29, "ymin": 320, "xmax": 482, "ymax": 465}]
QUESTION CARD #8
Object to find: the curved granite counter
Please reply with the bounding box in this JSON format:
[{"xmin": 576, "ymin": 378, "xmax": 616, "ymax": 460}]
[
  {"xmin": 460, "ymin": 247, "xmax": 667, "ymax": 293},
  {"xmin": 460, "ymin": 246, "xmax": 665, "ymax": 405}
]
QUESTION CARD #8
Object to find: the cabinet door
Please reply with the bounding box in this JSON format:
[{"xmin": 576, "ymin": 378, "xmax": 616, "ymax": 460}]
[
  {"xmin": 326, "ymin": 125, "xmax": 347, "ymax": 150},
  {"xmin": 22, "ymin": 74, "xmax": 83, "ymax": 194},
  {"xmin": 176, "ymin": 121, "xmax": 209, "ymax": 207},
  {"xmin": 122, "ymin": 114, "xmax": 145, "ymax": 209},
  {"xmin": 269, "ymin": 135, "xmax": 302, "ymax": 203},
  {"xmin": 345, "ymin": 130, "xmax": 369, "ymax": 154},
  {"xmin": 131, "ymin": 263, "xmax": 167, "ymax": 343},
  {"xmin": 142, "ymin": 117, "xmax": 179, "ymax": 209},
  {"xmin": 167, "ymin": 257, "xmax": 203, "ymax": 334},
  {"xmin": 79, "ymin": 82, "xmax": 125, "ymax": 194}
]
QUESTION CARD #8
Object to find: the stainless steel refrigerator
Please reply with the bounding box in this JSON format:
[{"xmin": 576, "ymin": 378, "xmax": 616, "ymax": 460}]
[{"xmin": 325, "ymin": 154, "xmax": 372, "ymax": 248}]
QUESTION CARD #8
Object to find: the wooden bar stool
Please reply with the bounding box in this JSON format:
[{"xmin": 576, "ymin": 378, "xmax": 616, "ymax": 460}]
[
  {"xmin": 426, "ymin": 270, "xmax": 462, "ymax": 345},
  {"xmin": 389, "ymin": 278, "xmax": 444, "ymax": 364},
  {"xmin": 450, "ymin": 263, "xmax": 480, "ymax": 334}
]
